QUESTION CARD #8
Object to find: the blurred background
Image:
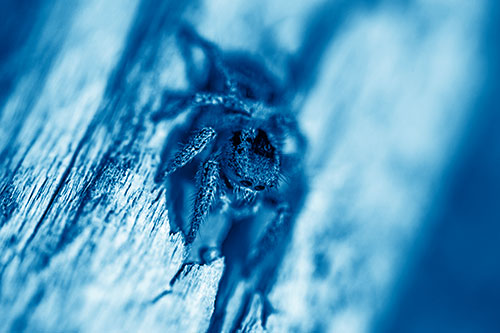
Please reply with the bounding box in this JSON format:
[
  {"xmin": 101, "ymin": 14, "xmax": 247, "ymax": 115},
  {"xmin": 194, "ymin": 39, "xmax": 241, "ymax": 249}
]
[{"xmin": 0, "ymin": 0, "xmax": 498, "ymax": 332}]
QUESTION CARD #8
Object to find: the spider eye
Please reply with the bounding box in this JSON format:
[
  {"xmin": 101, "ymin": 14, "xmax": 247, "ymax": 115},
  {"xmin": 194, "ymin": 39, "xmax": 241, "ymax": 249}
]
[
  {"xmin": 240, "ymin": 180, "xmax": 252, "ymax": 187},
  {"xmin": 254, "ymin": 185, "xmax": 265, "ymax": 191}
]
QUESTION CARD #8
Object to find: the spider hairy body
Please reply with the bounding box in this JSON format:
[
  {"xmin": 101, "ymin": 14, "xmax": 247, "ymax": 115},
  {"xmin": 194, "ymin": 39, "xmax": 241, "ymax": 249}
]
[{"xmin": 155, "ymin": 25, "xmax": 307, "ymax": 271}]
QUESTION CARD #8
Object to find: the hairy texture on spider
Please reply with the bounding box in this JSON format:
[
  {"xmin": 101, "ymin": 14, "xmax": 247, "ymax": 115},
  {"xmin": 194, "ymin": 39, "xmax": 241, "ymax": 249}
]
[
  {"xmin": 187, "ymin": 159, "xmax": 220, "ymax": 244},
  {"xmin": 163, "ymin": 127, "xmax": 217, "ymax": 177}
]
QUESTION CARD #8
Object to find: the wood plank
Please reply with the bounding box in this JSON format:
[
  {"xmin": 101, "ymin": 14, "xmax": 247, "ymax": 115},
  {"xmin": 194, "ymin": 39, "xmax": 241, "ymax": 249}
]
[{"xmin": 0, "ymin": 0, "xmax": 484, "ymax": 332}]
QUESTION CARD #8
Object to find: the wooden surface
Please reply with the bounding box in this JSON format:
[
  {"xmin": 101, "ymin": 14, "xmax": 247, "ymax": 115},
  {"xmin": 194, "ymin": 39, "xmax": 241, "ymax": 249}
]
[{"xmin": 0, "ymin": 0, "xmax": 484, "ymax": 332}]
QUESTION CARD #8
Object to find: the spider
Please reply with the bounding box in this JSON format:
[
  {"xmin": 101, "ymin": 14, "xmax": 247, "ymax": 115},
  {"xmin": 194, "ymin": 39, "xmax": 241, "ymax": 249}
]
[{"xmin": 154, "ymin": 25, "xmax": 307, "ymax": 270}]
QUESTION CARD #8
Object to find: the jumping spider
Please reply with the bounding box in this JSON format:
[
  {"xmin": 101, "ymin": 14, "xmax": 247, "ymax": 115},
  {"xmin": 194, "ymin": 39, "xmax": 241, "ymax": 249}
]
[{"xmin": 154, "ymin": 25, "xmax": 307, "ymax": 268}]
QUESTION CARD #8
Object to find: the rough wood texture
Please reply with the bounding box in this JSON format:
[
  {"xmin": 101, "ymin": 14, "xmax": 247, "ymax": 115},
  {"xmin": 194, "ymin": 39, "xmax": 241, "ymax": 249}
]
[{"xmin": 0, "ymin": 0, "xmax": 484, "ymax": 332}]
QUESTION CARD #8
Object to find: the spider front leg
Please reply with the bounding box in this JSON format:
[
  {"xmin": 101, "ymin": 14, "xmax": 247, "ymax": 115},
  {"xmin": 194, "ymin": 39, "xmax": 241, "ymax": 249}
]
[
  {"xmin": 158, "ymin": 127, "xmax": 216, "ymax": 181},
  {"xmin": 186, "ymin": 158, "xmax": 221, "ymax": 244}
]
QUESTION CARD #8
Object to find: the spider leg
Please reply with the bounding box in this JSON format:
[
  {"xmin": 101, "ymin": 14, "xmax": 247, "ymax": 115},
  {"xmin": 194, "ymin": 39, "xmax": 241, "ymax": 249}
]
[
  {"xmin": 158, "ymin": 127, "xmax": 217, "ymax": 181},
  {"xmin": 150, "ymin": 92, "xmax": 192, "ymax": 121},
  {"xmin": 245, "ymin": 203, "xmax": 291, "ymax": 272},
  {"xmin": 178, "ymin": 24, "xmax": 239, "ymax": 94},
  {"xmin": 152, "ymin": 91, "xmax": 274, "ymax": 121},
  {"xmin": 186, "ymin": 158, "xmax": 221, "ymax": 244},
  {"xmin": 192, "ymin": 92, "xmax": 254, "ymax": 115},
  {"xmin": 191, "ymin": 92, "xmax": 284, "ymax": 121}
]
